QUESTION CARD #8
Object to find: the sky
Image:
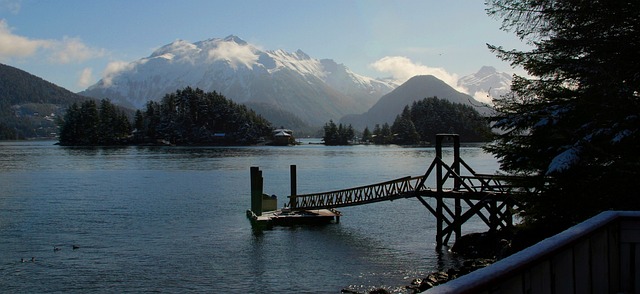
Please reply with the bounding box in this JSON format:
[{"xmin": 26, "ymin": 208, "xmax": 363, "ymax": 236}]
[{"xmin": 0, "ymin": 0, "xmax": 528, "ymax": 93}]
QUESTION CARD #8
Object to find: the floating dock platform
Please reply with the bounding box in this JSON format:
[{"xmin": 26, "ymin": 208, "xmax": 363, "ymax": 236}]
[
  {"xmin": 246, "ymin": 208, "xmax": 341, "ymax": 227},
  {"xmin": 248, "ymin": 165, "xmax": 341, "ymax": 227}
]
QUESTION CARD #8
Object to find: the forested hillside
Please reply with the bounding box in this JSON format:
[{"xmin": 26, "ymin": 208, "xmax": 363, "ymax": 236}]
[{"xmin": 0, "ymin": 63, "xmax": 90, "ymax": 139}]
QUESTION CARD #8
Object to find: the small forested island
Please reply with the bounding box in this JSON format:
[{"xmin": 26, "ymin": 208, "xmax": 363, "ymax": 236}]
[
  {"xmin": 58, "ymin": 87, "xmax": 273, "ymax": 146},
  {"xmin": 323, "ymin": 97, "xmax": 491, "ymax": 145}
]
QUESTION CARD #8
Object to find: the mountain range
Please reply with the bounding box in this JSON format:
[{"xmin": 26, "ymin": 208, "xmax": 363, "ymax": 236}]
[
  {"xmin": 80, "ymin": 35, "xmax": 511, "ymax": 128},
  {"xmin": 80, "ymin": 35, "xmax": 396, "ymax": 127}
]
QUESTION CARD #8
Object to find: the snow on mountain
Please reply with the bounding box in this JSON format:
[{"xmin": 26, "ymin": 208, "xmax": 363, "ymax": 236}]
[
  {"xmin": 80, "ymin": 35, "xmax": 395, "ymax": 126},
  {"xmin": 457, "ymin": 66, "xmax": 512, "ymax": 104}
]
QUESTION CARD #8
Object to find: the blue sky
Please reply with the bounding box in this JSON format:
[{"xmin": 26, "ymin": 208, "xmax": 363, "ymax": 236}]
[{"xmin": 0, "ymin": 0, "xmax": 527, "ymax": 93}]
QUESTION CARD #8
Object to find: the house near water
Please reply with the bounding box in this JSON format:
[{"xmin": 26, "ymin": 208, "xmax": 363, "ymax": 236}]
[{"xmin": 272, "ymin": 128, "xmax": 294, "ymax": 145}]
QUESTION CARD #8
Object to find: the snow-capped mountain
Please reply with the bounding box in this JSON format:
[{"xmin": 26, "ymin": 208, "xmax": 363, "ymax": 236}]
[
  {"xmin": 80, "ymin": 35, "xmax": 396, "ymax": 126},
  {"xmin": 457, "ymin": 66, "xmax": 512, "ymax": 104}
]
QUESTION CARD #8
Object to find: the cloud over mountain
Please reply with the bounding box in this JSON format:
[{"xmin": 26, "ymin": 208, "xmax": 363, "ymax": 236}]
[
  {"xmin": 370, "ymin": 56, "xmax": 462, "ymax": 92},
  {"xmin": 207, "ymin": 40, "xmax": 258, "ymax": 69}
]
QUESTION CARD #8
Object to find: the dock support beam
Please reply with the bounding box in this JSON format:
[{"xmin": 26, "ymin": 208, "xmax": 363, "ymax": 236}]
[
  {"xmin": 435, "ymin": 134, "xmax": 461, "ymax": 249},
  {"xmin": 290, "ymin": 165, "xmax": 297, "ymax": 209},
  {"xmin": 250, "ymin": 166, "xmax": 263, "ymax": 216}
]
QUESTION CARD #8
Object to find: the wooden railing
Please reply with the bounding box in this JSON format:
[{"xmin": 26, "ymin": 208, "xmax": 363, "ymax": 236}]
[
  {"xmin": 426, "ymin": 211, "xmax": 640, "ymax": 294},
  {"xmin": 291, "ymin": 175, "xmax": 426, "ymax": 210}
]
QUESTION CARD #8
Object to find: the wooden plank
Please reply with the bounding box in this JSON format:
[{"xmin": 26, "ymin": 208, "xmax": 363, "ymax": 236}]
[
  {"xmin": 621, "ymin": 220, "xmax": 640, "ymax": 242},
  {"xmin": 552, "ymin": 248, "xmax": 574, "ymax": 294},
  {"xmin": 574, "ymin": 239, "xmax": 591, "ymax": 294},
  {"xmin": 500, "ymin": 275, "xmax": 524, "ymax": 294},
  {"xmin": 529, "ymin": 260, "xmax": 551, "ymax": 294},
  {"xmin": 591, "ymin": 230, "xmax": 609, "ymax": 294},
  {"xmin": 635, "ymin": 243, "xmax": 640, "ymax": 294},
  {"xmin": 620, "ymin": 243, "xmax": 632, "ymax": 293},
  {"xmin": 608, "ymin": 224, "xmax": 621, "ymax": 294}
]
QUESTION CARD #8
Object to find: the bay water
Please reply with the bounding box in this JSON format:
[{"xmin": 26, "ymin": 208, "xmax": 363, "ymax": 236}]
[{"xmin": 0, "ymin": 140, "xmax": 499, "ymax": 293}]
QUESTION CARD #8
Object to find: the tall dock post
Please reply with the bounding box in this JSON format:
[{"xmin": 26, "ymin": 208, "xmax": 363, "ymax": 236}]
[
  {"xmin": 250, "ymin": 166, "xmax": 263, "ymax": 216},
  {"xmin": 435, "ymin": 135, "xmax": 444, "ymax": 248},
  {"xmin": 290, "ymin": 165, "xmax": 297, "ymax": 209},
  {"xmin": 452, "ymin": 135, "xmax": 462, "ymax": 244},
  {"xmin": 435, "ymin": 134, "xmax": 461, "ymax": 248}
]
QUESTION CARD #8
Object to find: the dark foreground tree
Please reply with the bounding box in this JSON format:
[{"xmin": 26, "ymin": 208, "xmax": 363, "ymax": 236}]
[{"xmin": 485, "ymin": 0, "xmax": 640, "ymax": 229}]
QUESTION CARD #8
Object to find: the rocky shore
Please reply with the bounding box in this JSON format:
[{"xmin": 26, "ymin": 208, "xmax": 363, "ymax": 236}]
[{"xmin": 342, "ymin": 227, "xmax": 552, "ymax": 294}]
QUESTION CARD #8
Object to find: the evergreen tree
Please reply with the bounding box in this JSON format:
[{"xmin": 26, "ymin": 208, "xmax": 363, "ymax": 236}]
[
  {"xmin": 58, "ymin": 99, "xmax": 131, "ymax": 146},
  {"xmin": 58, "ymin": 103, "xmax": 81, "ymax": 145},
  {"xmin": 323, "ymin": 120, "xmax": 354, "ymax": 145},
  {"xmin": 372, "ymin": 124, "xmax": 382, "ymax": 144},
  {"xmin": 144, "ymin": 101, "xmax": 160, "ymax": 140},
  {"xmin": 485, "ymin": 0, "xmax": 640, "ymax": 229},
  {"xmin": 391, "ymin": 106, "xmax": 420, "ymax": 145},
  {"xmin": 361, "ymin": 126, "xmax": 372, "ymax": 143},
  {"xmin": 78, "ymin": 100, "xmax": 99, "ymax": 145},
  {"xmin": 379, "ymin": 123, "xmax": 393, "ymax": 144},
  {"xmin": 370, "ymin": 123, "xmax": 394, "ymax": 144},
  {"xmin": 98, "ymin": 99, "xmax": 116, "ymax": 144}
]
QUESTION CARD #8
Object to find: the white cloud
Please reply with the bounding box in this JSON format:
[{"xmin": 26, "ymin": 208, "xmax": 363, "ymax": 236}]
[
  {"xmin": 0, "ymin": 19, "xmax": 105, "ymax": 64},
  {"xmin": 77, "ymin": 67, "xmax": 94, "ymax": 89},
  {"xmin": 100, "ymin": 60, "xmax": 139, "ymax": 87},
  {"xmin": 370, "ymin": 56, "xmax": 465, "ymax": 92},
  {"xmin": 207, "ymin": 41, "xmax": 258, "ymax": 69},
  {"xmin": 48, "ymin": 36, "xmax": 106, "ymax": 64},
  {"xmin": 0, "ymin": 19, "xmax": 47, "ymax": 59}
]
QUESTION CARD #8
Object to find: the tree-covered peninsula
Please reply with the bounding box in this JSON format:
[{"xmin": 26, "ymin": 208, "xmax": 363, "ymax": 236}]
[{"xmin": 58, "ymin": 87, "xmax": 273, "ymax": 146}]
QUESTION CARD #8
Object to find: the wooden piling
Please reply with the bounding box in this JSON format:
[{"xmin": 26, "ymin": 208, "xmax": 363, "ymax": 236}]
[
  {"xmin": 250, "ymin": 166, "xmax": 263, "ymax": 216},
  {"xmin": 435, "ymin": 134, "xmax": 461, "ymax": 249},
  {"xmin": 290, "ymin": 165, "xmax": 297, "ymax": 209}
]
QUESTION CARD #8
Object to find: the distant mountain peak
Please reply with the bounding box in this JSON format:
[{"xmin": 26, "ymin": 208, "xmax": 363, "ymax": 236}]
[
  {"xmin": 223, "ymin": 35, "xmax": 247, "ymax": 45},
  {"xmin": 294, "ymin": 49, "xmax": 310, "ymax": 60},
  {"xmin": 477, "ymin": 66, "xmax": 497, "ymax": 75},
  {"xmin": 150, "ymin": 39, "xmax": 197, "ymax": 58},
  {"xmin": 457, "ymin": 66, "xmax": 512, "ymax": 104}
]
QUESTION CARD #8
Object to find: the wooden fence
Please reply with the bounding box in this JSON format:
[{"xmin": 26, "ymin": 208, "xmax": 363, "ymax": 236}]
[{"xmin": 426, "ymin": 211, "xmax": 640, "ymax": 294}]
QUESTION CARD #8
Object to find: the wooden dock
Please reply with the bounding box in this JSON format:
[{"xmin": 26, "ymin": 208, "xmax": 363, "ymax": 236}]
[
  {"xmin": 248, "ymin": 134, "xmax": 546, "ymax": 246},
  {"xmin": 246, "ymin": 208, "xmax": 341, "ymax": 226}
]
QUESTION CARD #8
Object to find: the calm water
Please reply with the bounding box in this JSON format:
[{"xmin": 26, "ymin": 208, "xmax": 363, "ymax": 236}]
[{"xmin": 0, "ymin": 140, "xmax": 499, "ymax": 293}]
